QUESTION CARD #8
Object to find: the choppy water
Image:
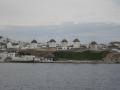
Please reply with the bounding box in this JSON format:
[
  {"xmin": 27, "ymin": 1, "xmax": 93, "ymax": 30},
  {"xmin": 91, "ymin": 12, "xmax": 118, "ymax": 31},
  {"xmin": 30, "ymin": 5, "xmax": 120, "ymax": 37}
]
[{"xmin": 0, "ymin": 63, "xmax": 120, "ymax": 90}]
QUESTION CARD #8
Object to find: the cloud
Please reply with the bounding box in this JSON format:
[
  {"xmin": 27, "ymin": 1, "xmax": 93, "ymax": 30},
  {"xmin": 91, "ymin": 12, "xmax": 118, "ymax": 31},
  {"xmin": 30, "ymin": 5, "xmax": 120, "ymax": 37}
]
[
  {"xmin": 0, "ymin": 0, "xmax": 120, "ymax": 25},
  {"xmin": 0, "ymin": 23, "xmax": 120, "ymax": 43},
  {"xmin": 112, "ymin": 0, "xmax": 120, "ymax": 4}
]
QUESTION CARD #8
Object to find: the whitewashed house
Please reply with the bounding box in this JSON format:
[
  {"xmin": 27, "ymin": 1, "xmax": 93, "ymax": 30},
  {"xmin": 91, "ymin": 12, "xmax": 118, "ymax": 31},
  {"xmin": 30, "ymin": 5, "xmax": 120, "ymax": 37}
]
[
  {"xmin": 0, "ymin": 42, "xmax": 6, "ymax": 50},
  {"xmin": 0, "ymin": 52, "xmax": 8, "ymax": 62},
  {"xmin": 20, "ymin": 42, "xmax": 30, "ymax": 49},
  {"xmin": 30, "ymin": 40, "xmax": 38, "ymax": 49},
  {"xmin": 6, "ymin": 52, "xmax": 36, "ymax": 61},
  {"xmin": 73, "ymin": 38, "xmax": 80, "ymax": 48},
  {"xmin": 37, "ymin": 43, "xmax": 47, "ymax": 48},
  {"xmin": 12, "ymin": 42, "xmax": 20, "ymax": 49},
  {"xmin": 109, "ymin": 41, "xmax": 120, "ymax": 48},
  {"xmin": 61, "ymin": 39, "xmax": 68, "ymax": 50},
  {"xmin": 7, "ymin": 42, "xmax": 13, "ymax": 49},
  {"xmin": 48, "ymin": 39, "xmax": 56, "ymax": 48},
  {"xmin": 17, "ymin": 41, "xmax": 24, "ymax": 49},
  {"xmin": 7, "ymin": 52, "xmax": 16, "ymax": 58},
  {"xmin": 89, "ymin": 41, "xmax": 98, "ymax": 50},
  {"xmin": 97, "ymin": 44, "xmax": 107, "ymax": 50}
]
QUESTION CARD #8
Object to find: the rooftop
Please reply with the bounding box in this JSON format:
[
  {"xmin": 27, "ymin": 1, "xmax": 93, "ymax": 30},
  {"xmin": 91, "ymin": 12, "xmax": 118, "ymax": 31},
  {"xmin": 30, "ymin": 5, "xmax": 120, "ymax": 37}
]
[
  {"xmin": 49, "ymin": 39, "xmax": 56, "ymax": 42},
  {"xmin": 73, "ymin": 38, "xmax": 80, "ymax": 42},
  {"xmin": 90, "ymin": 41, "xmax": 97, "ymax": 45},
  {"xmin": 61, "ymin": 39, "xmax": 68, "ymax": 42},
  {"xmin": 31, "ymin": 40, "xmax": 37, "ymax": 43}
]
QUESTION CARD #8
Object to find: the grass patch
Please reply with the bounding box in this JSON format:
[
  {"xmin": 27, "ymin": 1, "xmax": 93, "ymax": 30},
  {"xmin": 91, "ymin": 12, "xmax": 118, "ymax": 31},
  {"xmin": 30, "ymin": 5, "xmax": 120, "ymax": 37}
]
[{"xmin": 53, "ymin": 50, "xmax": 109, "ymax": 60}]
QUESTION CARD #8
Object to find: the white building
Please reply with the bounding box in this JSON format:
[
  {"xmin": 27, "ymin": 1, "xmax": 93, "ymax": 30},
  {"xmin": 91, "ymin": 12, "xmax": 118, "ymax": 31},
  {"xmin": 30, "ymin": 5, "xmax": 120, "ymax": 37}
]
[
  {"xmin": 97, "ymin": 44, "xmax": 107, "ymax": 50},
  {"xmin": 109, "ymin": 41, "xmax": 120, "ymax": 48},
  {"xmin": 7, "ymin": 42, "xmax": 13, "ymax": 49},
  {"xmin": 7, "ymin": 42, "xmax": 21, "ymax": 49},
  {"xmin": 89, "ymin": 41, "xmax": 98, "ymax": 50},
  {"xmin": 48, "ymin": 39, "xmax": 56, "ymax": 48},
  {"xmin": 30, "ymin": 40, "xmax": 38, "ymax": 49},
  {"xmin": 73, "ymin": 38, "xmax": 80, "ymax": 48},
  {"xmin": 12, "ymin": 43, "xmax": 20, "ymax": 49},
  {"xmin": 61, "ymin": 39, "xmax": 68, "ymax": 50},
  {"xmin": 37, "ymin": 43, "xmax": 47, "ymax": 48},
  {"xmin": 6, "ymin": 52, "xmax": 36, "ymax": 61}
]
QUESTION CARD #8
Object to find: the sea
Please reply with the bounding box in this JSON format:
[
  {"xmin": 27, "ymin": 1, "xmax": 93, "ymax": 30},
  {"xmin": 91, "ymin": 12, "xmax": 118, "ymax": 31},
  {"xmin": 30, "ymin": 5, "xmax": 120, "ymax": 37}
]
[{"xmin": 0, "ymin": 63, "xmax": 120, "ymax": 90}]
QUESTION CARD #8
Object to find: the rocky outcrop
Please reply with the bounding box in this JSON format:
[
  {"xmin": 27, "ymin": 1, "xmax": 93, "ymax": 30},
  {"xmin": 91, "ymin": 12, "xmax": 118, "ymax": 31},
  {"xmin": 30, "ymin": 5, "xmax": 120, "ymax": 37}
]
[{"xmin": 104, "ymin": 53, "xmax": 120, "ymax": 63}]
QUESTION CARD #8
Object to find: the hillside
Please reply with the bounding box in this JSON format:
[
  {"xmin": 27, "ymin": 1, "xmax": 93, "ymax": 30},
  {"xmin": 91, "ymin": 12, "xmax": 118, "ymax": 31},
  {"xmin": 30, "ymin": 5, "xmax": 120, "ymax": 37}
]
[{"xmin": 53, "ymin": 50, "xmax": 109, "ymax": 60}]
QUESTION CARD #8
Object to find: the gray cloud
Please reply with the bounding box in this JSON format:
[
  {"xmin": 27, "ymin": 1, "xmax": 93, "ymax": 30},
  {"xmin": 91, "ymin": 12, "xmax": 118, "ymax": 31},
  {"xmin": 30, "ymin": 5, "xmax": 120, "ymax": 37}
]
[
  {"xmin": 0, "ymin": 0, "xmax": 120, "ymax": 25},
  {"xmin": 112, "ymin": 0, "xmax": 120, "ymax": 4},
  {"xmin": 0, "ymin": 23, "xmax": 120, "ymax": 43},
  {"xmin": 0, "ymin": 0, "xmax": 119, "ymax": 43}
]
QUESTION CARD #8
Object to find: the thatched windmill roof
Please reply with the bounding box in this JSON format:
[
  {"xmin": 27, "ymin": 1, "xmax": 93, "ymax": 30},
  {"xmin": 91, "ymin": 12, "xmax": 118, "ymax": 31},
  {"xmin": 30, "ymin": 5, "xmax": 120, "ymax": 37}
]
[
  {"xmin": 73, "ymin": 38, "xmax": 80, "ymax": 42},
  {"xmin": 61, "ymin": 39, "xmax": 68, "ymax": 42},
  {"xmin": 49, "ymin": 39, "xmax": 56, "ymax": 42},
  {"xmin": 31, "ymin": 40, "xmax": 37, "ymax": 43},
  {"xmin": 90, "ymin": 41, "xmax": 97, "ymax": 45}
]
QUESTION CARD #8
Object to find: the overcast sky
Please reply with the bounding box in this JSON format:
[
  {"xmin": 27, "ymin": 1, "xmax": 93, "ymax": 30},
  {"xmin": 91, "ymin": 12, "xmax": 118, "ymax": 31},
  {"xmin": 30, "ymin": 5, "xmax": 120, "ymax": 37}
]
[
  {"xmin": 0, "ymin": 0, "xmax": 120, "ymax": 25},
  {"xmin": 0, "ymin": 0, "xmax": 120, "ymax": 43}
]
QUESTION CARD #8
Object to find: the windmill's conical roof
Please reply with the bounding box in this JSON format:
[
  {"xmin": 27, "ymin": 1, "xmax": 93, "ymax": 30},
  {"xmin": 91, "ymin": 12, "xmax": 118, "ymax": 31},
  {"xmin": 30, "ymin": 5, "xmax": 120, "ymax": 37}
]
[
  {"xmin": 31, "ymin": 40, "xmax": 37, "ymax": 43},
  {"xmin": 91, "ymin": 41, "xmax": 97, "ymax": 45},
  {"xmin": 73, "ymin": 38, "xmax": 80, "ymax": 42},
  {"xmin": 49, "ymin": 39, "xmax": 56, "ymax": 42},
  {"xmin": 61, "ymin": 39, "xmax": 68, "ymax": 42}
]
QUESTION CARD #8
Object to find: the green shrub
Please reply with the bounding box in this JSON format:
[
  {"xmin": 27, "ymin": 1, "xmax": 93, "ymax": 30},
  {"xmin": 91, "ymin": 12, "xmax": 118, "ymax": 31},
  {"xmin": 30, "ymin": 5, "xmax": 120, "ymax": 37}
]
[{"xmin": 53, "ymin": 50, "xmax": 109, "ymax": 60}]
